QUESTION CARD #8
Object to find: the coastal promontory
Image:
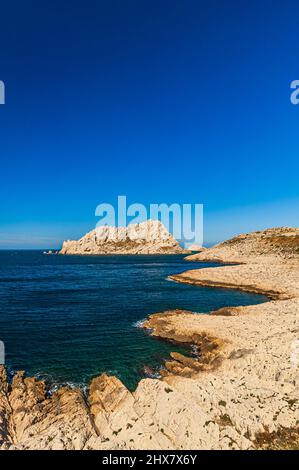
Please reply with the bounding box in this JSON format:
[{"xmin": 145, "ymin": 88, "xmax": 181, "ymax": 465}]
[{"xmin": 59, "ymin": 220, "xmax": 186, "ymax": 255}]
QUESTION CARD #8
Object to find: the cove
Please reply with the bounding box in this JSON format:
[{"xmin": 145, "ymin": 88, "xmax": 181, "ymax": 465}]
[{"xmin": 0, "ymin": 251, "xmax": 267, "ymax": 390}]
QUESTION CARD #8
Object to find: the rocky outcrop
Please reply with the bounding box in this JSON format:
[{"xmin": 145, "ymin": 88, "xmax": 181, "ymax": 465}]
[
  {"xmin": 186, "ymin": 227, "xmax": 299, "ymax": 263},
  {"xmin": 186, "ymin": 244, "xmax": 206, "ymax": 252},
  {"xmin": 1, "ymin": 227, "xmax": 298, "ymax": 450},
  {"xmin": 142, "ymin": 310, "xmax": 224, "ymax": 377},
  {"xmin": 0, "ymin": 367, "xmax": 10, "ymax": 449},
  {"xmin": 59, "ymin": 220, "xmax": 186, "ymax": 255}
]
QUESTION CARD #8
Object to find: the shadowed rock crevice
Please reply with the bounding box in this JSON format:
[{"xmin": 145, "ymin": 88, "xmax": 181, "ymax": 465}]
[{"xmin": 254, "ymin": 426, "xmax": 299, "ymax": 450}]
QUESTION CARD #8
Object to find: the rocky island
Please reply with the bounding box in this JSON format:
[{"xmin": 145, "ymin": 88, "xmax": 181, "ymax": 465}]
[
  {"xmin": 59, "ymin": 220, "xmax": 187, "ymax": 255},
  {"xmin": 1, "ymin": 226, "xmax": 298, "ymax": 450}
]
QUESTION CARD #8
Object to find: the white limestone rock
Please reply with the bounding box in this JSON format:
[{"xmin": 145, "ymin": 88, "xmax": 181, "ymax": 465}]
[{"xmin": 60, "ymin": 220, "xmax": 186, "ymax": 255}]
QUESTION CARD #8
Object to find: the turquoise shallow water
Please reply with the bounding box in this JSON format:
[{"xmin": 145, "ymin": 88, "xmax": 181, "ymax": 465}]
[{"xmin": 0, "ymin": 251, "xmax": 267, "ymax": 390}]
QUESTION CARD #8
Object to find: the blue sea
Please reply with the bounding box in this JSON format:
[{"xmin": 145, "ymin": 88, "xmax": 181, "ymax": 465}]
[{"xmin": 0, "ymin": 251, "xmax": 267, "ymax": 390}]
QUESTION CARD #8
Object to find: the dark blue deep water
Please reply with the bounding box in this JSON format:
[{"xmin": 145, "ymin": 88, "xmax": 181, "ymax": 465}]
[{"xmin": 0, "ymin": 251, "xmax": 267, "ymax": 390}]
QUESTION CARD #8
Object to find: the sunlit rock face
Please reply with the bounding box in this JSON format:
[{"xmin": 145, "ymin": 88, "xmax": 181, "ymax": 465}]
[{"xmin": 60, "ymin": 220, "xmax": 187, "ymax": 255}]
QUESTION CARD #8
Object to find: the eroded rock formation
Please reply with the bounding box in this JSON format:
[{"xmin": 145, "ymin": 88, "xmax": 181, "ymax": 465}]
[
  {"xmin": 60, "ymin": 220, "xmax": 186, "ymax": 255},
  {"xmin": 186, "ymin": 227, "xmax": 299, "ymax": 263},
  {"xmin": 1, "ymin": 226, "xmax": 298, "ymax": 449}
]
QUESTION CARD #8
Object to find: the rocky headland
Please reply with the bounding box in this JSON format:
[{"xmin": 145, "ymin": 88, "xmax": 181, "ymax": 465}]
[
  {"xmin": 59, "ymin": 220, "xmax": 187, "ymax": 255},
  {"xmin": 186, "ymin": 244, "xmax": 206, "ymax": 252},
  {"xmin": 1, "ymin": 227, "xmax": 298, "ymax": 450}
]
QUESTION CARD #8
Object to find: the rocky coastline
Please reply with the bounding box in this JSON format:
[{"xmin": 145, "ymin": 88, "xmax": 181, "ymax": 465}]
[{"xmin": 1, "ymin": 227, "xmax": 298, "ymax": 450}]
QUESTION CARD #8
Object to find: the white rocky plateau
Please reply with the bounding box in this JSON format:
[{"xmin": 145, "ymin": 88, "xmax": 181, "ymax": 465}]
[
  {"xmin": 59, "ymin": 220, "xmax": 186, "ymax": 255},
  {"xmin": 187, "ymin": 244, "xmax": 206, "ymax": 252}
]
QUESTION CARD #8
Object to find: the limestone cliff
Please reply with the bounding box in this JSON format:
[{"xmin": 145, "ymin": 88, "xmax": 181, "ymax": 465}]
[
  {"xmin": 59, "ymin": 220, "xmax": 186, "ymax": 255},
  {"xmin": 186, "ymin": 227, "xmax": 299, "ymax": 263}
]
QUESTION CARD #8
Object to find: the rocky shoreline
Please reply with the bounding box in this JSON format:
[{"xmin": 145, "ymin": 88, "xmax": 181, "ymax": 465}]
[
  {"xmin": 0, "ymin": 227, "xmax": 298, "ymax": 450},
  {"xmin": 59, "ymin": 220, "xmax": 187, "ymax": 255}
]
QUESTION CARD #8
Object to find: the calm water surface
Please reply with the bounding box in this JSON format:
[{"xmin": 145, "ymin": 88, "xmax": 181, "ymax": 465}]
[{"xmin": 0, "ymin": 251, "xmax": 267, "ymax": 389}]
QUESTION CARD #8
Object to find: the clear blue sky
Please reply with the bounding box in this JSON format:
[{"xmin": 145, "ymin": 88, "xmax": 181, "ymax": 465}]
[{"xmin": 0, "ymin": 0, "xmax": 298, "ymax": 248}]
